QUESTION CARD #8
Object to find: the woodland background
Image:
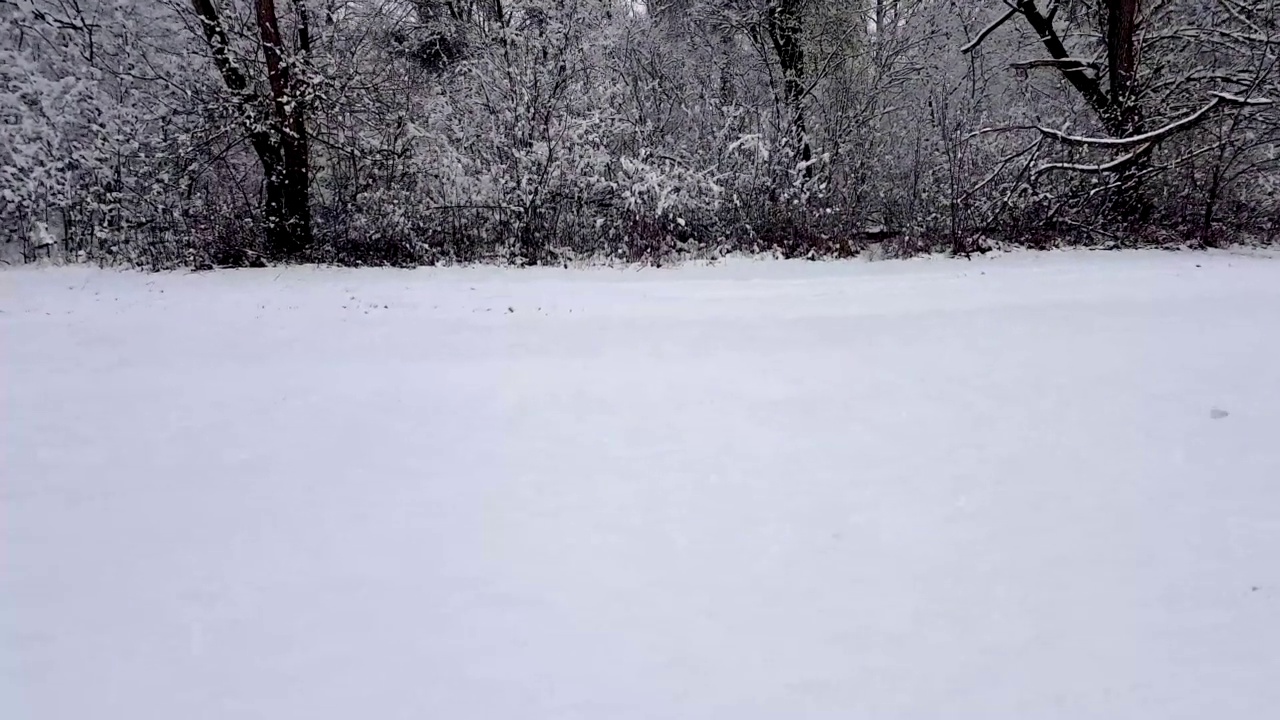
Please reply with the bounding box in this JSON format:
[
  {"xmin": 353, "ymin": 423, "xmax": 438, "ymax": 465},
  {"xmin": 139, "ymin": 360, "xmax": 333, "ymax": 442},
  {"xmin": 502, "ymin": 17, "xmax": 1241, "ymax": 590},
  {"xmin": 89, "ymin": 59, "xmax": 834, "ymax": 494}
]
[{"xmin": 3, "ymin": 1, "xmax": 1278, "ymax": 267}]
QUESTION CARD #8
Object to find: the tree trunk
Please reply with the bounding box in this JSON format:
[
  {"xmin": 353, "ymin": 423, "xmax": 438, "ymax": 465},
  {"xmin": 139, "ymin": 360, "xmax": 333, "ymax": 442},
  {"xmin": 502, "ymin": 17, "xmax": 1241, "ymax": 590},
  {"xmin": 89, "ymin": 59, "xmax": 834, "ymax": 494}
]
[
  {"xmin": 1015, "ymin": 1, "xmax": 1148, "ymax": 217},
  {"xmin": 1106, "ymin": 0, "xmax": 1141, "ymax": 134},
  {"xmin": 767, "ymin": 0, "xmax": 812, "ymax": 177},
  {"xmin": 189, "ymin": 0, "xmax": 311, "ymax": 258},
  {"xmin": 1104, "ymin": 0, "xmax": 1147, "ymax": 219},
  {"xmin": 1017, "ymin": 0, "xmax": 1113, "ymax": 127},
  {"xmin": 255, "ymin": 0, "xmax": 312, "ymax": 257}
]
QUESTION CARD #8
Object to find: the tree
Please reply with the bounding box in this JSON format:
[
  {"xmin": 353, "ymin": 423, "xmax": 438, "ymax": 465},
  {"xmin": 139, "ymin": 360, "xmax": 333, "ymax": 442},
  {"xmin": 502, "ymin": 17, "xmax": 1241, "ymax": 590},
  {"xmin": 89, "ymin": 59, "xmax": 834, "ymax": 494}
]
[
  {"xmin": 765, "ymin": 0, "xmax": 812, "ymax": 174},
  {"xmin": 4, "ymin": 0, "xmax": 1278, "ymax": 265},
  {"xmin": 964, "ymin": 1, "xmax": 1275, "ymax": 222},
  {"xmin": 189, "ymin": 0, "xmax": 313, "ymax": 257},
  {"xmin": 963, "ymin": 1, "xmax": 1139, "ymax": 137}
]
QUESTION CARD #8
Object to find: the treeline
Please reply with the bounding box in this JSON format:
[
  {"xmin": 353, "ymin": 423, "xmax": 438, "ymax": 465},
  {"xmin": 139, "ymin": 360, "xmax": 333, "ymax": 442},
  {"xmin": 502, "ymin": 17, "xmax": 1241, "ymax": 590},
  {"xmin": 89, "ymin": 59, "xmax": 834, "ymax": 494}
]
[{"xmin": 2, "ymin": 1, "xmax": 1278, "ymax": 267}]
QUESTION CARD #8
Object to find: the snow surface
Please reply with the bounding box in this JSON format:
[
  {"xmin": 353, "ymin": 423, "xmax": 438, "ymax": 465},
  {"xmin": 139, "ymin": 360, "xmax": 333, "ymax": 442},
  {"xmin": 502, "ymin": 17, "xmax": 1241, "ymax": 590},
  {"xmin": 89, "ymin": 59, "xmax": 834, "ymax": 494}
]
[{"xmin": 3, "ymin": 251, "xmax": 1279, "ymax": 719}]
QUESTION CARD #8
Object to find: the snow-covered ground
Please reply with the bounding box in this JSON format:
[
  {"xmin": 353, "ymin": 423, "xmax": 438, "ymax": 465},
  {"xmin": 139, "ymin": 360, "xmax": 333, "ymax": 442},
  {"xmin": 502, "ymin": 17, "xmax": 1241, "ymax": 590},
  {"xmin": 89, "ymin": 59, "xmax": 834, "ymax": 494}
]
[{"xmin": 3, "ymin": 250, "xmax": 1279, "ymax": 719}]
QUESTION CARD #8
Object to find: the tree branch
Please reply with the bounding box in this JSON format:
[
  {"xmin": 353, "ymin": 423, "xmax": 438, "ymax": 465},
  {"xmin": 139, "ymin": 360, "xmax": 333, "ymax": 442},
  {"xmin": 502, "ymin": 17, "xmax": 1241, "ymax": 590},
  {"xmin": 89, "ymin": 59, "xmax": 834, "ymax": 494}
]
[
  {"xmin": 1035, "ymin": 142, "xmax": 1155, "ymax": 175},
  {"xmin": 189, "ymin": 0, "xmax": 250, "ymax": 96},
  {"xmin": 1010, "ymin": 58, "xmax": 1101, "ymax": 76},
  {"xmin": 961, "ymin": 6, "xmax": 1019, "ymax": 54},
  {"xmin": 1036, "ymin": 92, "xmax": 1273, "ymax": 147},
  {"xmin": 1015, "ymin": 0, "xmax": 1113, "ymax": 125}
]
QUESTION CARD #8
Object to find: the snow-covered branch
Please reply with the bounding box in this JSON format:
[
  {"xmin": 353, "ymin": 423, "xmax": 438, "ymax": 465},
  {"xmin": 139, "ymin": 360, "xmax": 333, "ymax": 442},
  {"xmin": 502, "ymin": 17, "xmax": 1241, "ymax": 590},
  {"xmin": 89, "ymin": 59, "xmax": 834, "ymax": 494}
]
[
  {"xmin": 1010, "ymin": 58, "xmax": 1101, "ymax": 76},
  {"xmin": 960, "ymin": 6, "xmax": 1019, "ymax": 55},
  {"xmin": 1037, "ymin": 92, "xmax": 1273, "ymax": 148},
  {"xmin": 1035, "ymin": 142, "xmax": 1155, "ymax": 176}
]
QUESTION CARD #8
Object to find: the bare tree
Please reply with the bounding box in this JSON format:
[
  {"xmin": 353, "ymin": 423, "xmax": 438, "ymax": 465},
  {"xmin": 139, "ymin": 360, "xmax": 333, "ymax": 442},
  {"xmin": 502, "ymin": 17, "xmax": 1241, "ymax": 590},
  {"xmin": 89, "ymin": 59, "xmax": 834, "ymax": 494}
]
[
  {"xmin": 964, "ymin": 1, "xmax": 1275, "ymax": 224},
  {"xmin": 765, "ymin": 0, "xmax": 812, "ymax": 174},
  {"xmin": 190, "ymin": 0, "xmax": 313, "ymax": 256},
  {"xmin": 5, "ymin": 0, "xmax": 1278, "ymax": 265}
]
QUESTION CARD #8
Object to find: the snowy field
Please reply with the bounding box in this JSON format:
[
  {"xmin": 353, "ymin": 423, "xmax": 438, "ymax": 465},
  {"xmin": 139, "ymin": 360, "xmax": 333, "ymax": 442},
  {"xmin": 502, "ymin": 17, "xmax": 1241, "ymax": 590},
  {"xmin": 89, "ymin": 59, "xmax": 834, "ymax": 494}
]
[{"xmin": 3, "ymin": 250, "xmax": 1279, "ymax": 719}]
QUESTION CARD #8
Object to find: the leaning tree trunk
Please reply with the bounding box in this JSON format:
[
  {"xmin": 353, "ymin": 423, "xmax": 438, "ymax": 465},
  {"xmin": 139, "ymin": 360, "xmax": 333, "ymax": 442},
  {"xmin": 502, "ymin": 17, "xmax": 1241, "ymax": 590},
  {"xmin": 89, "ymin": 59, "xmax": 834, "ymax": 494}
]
[
  {"xmin": 1012, "ymin": 0, "xmax": 1149, "ymax": 217},
  {"xmin": 966, "ymin": 1, "xmax": 1268, "ymax": 227}
]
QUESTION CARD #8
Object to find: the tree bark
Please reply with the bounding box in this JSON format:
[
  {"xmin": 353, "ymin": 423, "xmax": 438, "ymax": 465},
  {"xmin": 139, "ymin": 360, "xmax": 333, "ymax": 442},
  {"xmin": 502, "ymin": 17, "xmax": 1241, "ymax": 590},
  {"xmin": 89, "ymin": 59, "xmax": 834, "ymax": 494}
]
[
  {"xmin": 189, "ymin": 0, "xmax": 311, "ymax": 257},
  {"xmin": 255, "ymin": 0, "xmax": 312, "ymax": 256},
  {"xmin": 1016, "ymin": 0, "xmax": 1114, "ymax": 129},
  {"xmin": 1103, "ymin": 0, "xmax": 1146, "ymax": 217},
  {"xmin": 1105, "ymin": 0, "xmax": 1141, "ymax": 134},
  {"xmin": 1013, "ymin": 0, "xmax": 1148, "ymax": 217},
  {"xmin": 766, "ymin": 0, "xmax": 812, "ymax": 177}
]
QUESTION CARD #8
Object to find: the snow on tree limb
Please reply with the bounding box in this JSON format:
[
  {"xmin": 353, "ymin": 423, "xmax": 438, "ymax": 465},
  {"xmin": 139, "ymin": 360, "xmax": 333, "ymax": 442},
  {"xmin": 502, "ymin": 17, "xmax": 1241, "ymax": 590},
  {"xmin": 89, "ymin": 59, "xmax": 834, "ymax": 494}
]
[
  {"xmin": 1014, "ymin": 0, "xmax": 1115, "ymax": 127},
  {"xmin": 1208, "ymin": 91, "xmax": 1276, "ymax": 106},
  {"xmin": 1036, "ymin": 92, "xmax": 1273, "ymax": 148},
  {"xmin": 1010, "ymin": 58, "xmax": 1101, "ymax": 75},
  {"xmin": 961, "ymin": 6, "xmax": 1020, "ymax": 55},
  {"xmin": 1035, "ymin": 143, "xmax": 1155, "ymax": 176},
  {"xmin": 969, "ymin": 91, "xmax": 1273, "ymax": 180}
]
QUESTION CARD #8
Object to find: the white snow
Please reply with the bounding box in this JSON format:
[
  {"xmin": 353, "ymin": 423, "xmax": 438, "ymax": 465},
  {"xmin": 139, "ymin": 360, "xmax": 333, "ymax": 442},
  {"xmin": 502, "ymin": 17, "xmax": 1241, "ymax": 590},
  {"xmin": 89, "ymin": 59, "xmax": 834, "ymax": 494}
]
[{"xmin": 3, "ymin": 251, "xmax": 1279, "ymax": 719}]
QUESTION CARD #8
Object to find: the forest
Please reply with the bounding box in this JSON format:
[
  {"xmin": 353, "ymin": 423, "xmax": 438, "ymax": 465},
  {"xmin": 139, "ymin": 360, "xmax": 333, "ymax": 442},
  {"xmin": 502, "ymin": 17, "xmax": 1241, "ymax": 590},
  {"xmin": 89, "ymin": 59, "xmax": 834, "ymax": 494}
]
[{"xmin": 3, "ymin": 1, "xmax": 1278, "ymax": 267}]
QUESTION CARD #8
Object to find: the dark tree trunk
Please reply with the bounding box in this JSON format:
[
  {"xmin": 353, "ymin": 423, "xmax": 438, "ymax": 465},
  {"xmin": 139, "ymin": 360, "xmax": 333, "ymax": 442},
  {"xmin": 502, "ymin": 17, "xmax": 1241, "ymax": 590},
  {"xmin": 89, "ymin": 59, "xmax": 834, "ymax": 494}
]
[
  {"xmin": 255, "ymin": 0, "xmax": 312, "ymax": 257},
  {"xmin": 1016, "ymin": 1, "xmax": 1114, "ymax": 129},
  {"xmin": 1104, "ymin": 0, "xmax": 1146, "ymax": 218},
  {"xmin": 1014, "ymin": 0, "xmax": 1144, "ymax": 137},
  {"xmin": 1015, "ymin": 0, "xmax": 1149, "ymax": 218},
  {"xmin": 767, "ymin": 0, "xmax": 813, "ymax": 177},
  {"xmin": 1106, "ymin": 0, "xmax": 1141, "ymax": 134},
  {"xmin": 190, "ymin": 0, "xmax": 312, "ymax": 258}
]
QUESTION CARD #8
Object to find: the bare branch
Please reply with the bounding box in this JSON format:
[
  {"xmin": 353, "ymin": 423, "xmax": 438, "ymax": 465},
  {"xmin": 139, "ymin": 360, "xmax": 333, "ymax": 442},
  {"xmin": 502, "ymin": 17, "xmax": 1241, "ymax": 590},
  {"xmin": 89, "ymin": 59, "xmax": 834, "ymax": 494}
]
[
  {"xmin": 1209, "ymin": 91, "xmax": 1275, "ymax": 107},
  {"xmin": 964, "ymin": 125, "xmax": 1038, "ymax": 142},
  {"xmin": 961, "ymin": 6, "xmax": 1020, "ymax": 55},
  {"xmin": 964, "ymin": 138, "xmax": 1042, "ymax": 199},
  {"xmin": 190, "ymin": 0, "xmax": 251, "ymax": 97},
  {"xmin": 1035, "ymin": 143, "xmax": 1155, "ymax": 176},
  {"xmin": 1037, "ymin": 92, "xmax": 1273, "ymax": 147},
  {"xmin": 1010, "ymin": 58, "xmax": 1101, "ymax": 76}
]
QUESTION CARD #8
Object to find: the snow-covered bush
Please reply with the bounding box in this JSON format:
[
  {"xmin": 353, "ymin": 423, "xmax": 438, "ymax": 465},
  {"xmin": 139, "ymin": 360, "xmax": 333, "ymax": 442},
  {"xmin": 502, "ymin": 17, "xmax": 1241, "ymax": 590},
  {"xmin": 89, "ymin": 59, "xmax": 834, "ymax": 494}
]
[{"xmin": 4, "ymin": 0, "xmax": 1279, "ymax": 266}]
